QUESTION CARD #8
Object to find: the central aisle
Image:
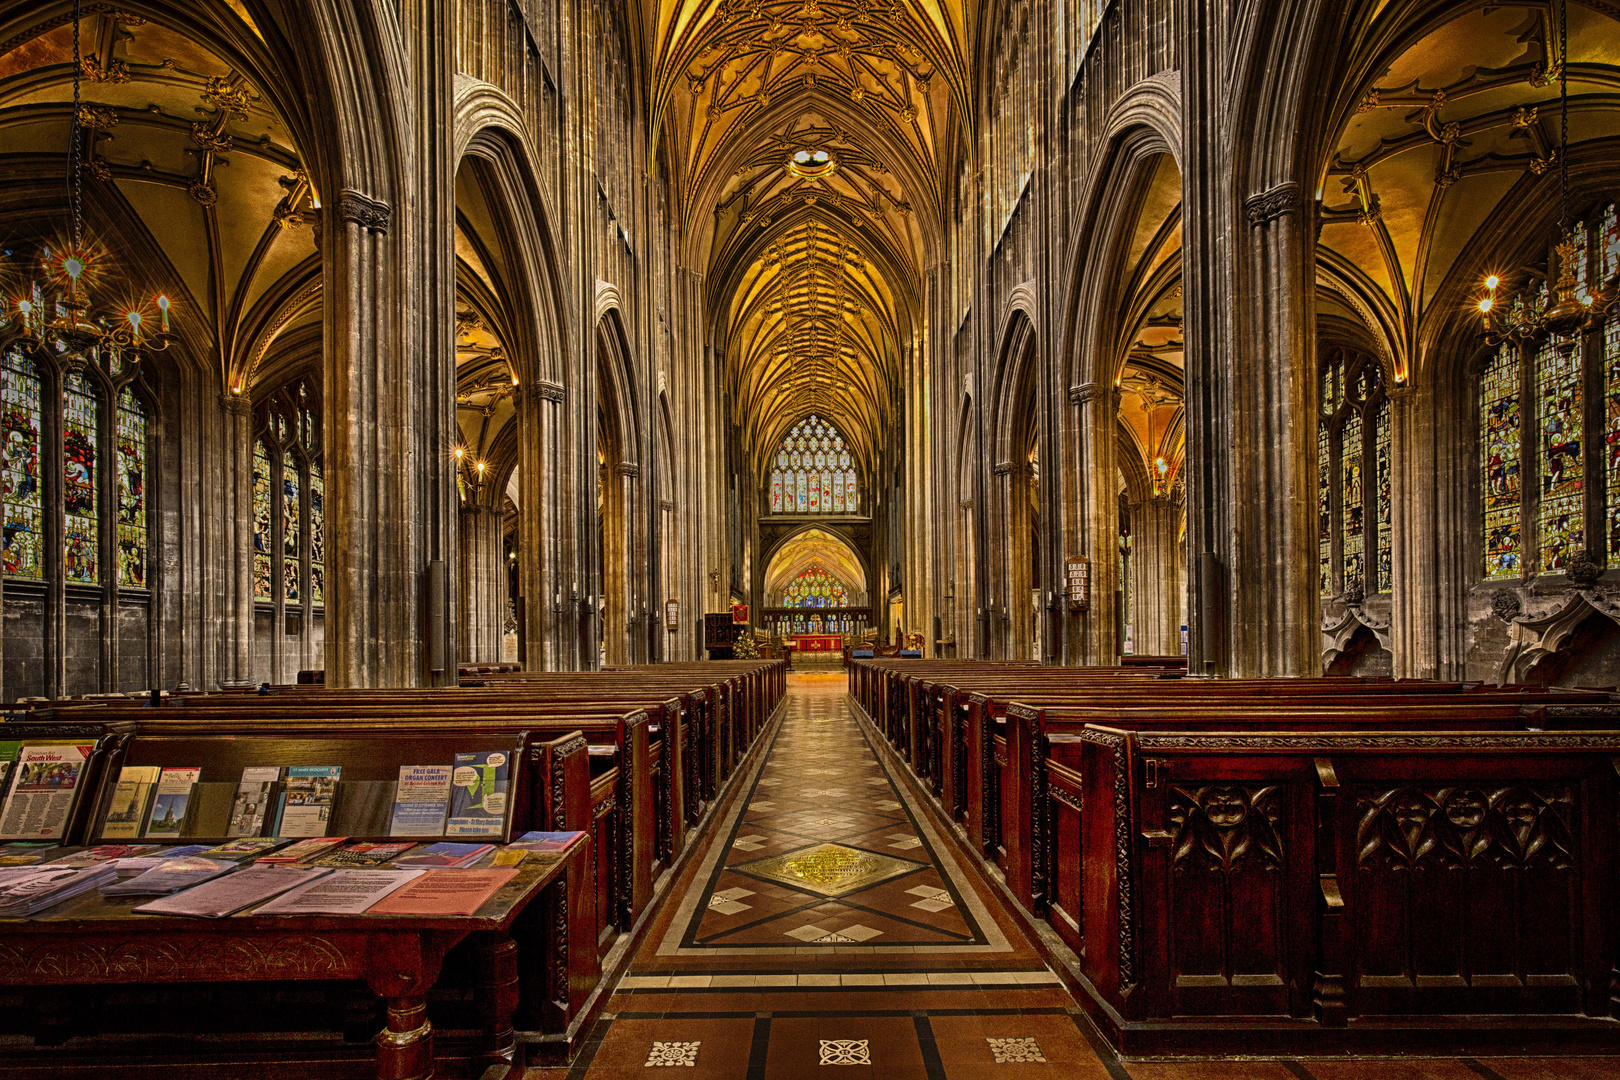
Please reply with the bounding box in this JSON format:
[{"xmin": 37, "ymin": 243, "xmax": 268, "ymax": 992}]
[{"xmin": 553, "ymin": 671, "xmax": 1113, "ymax": 1077}]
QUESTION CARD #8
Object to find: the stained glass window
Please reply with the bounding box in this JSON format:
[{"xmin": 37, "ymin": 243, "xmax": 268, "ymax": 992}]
[
  {"xmin": 283, "ymin": 453, "xmax": 301, "ymax": 602},
  {"xmin": 253, "ymin": 441, "xmax": 273, "ymax": 600},
  {"xmin": 1537, "ymin": 335, "xmax": 1583, "ymax": 573},
  {"xmin": 1340, "ymin": 413, "xmax": 1364, "ymax": 593},
  {"xmin": 62, "ymin": 374, "xmax": 98, "ymax": 584},
  {"xmin": 116, "ymin": 389, "xmax": 147, "ymax": 586},
  {"xmin": 1375, "ymin": 398, "xmax": 1392, "ymax": 588},
  {"xmin": 781, "ymin": 565, "xmax": 850, "ymax": 608},
  {"xmin": 768, "ymin": 414, "xmax": 858, "ymax": 514},
  {"xmin": 1481, "ymin": 345, "xmax": 1522, "ymax": 578},
  {"xmin": 1319, "ymin": 351, "xmax": 1388, "ymax": 595},
  {"xmin": 1607, "ymin": 316, "xmax": 1620, "ymax": 565},
  {"xmin": 1, "ymin": 348, "xmax": 42, "ymax": 578},
  {"xmin": 310, "ymin": 462, "xmax": 324, "ymax": 606},
  {"xmin": 1318, "ymin": 420, "xmax": 1331, "ymax": 595}
]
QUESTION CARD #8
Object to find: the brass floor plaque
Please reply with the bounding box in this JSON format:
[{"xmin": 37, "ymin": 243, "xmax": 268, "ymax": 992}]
[{"xmin": 733, "ymin": 842, "xmax": 925, "ymax": 897}]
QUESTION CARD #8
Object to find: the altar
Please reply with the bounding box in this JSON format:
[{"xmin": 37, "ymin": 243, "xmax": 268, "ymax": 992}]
[{"xmin": 793, "ymin": 634, "xmax": 843, "ymax": 653}]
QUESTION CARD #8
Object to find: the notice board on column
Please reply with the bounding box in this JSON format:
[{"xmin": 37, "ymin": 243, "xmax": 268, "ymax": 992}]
[{"xmin": 1066, "ymin": 557, "xmax": 1091, "ymax": 611}]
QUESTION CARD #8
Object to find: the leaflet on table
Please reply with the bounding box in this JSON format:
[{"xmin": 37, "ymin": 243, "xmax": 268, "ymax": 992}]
[
  {"xmin": 143, "ymin": 767, "xmax": 202, "ymax": 839},
  {"xmin": 0, "ymin": 842, "xmax": 61, "ymax": 866},
  {"xmin": 275, "ymin": 766, "xmax": 340, "ymax": 837},
  {"xmin": 51, "ymin": 844, "xmax": 161, "ymax": 867},
  {"xmin": 109, "ymin": 844, "xmax": 211, "ymax": 875},
  {"xmin": 0, "ymin": 744, "xmax": 96, "ymax": 840},
  {"xmin": 392, "ymin": 842, "xmax": 492, "ymax": 869},
  {"xmin": 389, "ymin": 765, "xmax": 452, "ymax": 836},
  {"xmin": 133, "ymin": 865, "xmax": 331, "ymax": 918},
  {"xmin": 254, "ymin": 836, "xmax": 348, "ymax": 864},
  {"xmin": 194, "ymin": 837, "xmax": 292, "ymax": 862},
  {"xmin": 364, "ymin": 867, "xmax": 518, "ymax": 916},
  {"xmin": 445, "ymin": 752, "xmax": 508, "ymax": 837},
  {"xmin": 101, "ymin": 766, "xmax": 162, "ymax": 839},
  {"xmin": 0, "ymin": 864, "xmax": 117, "ymax": 916},
  {"xmin": 226, "ymin": 767, "xmax": 282, "ymax": 837},
  {"xmin": 313, "ymin": 841, "xmax": 418, "ymax": 868},
  {"xmin": 511, "ymin": 831, "xmax": 586, "ymax": 852},
  {"xmin": 101, "ymin": 856, "xmax": 236, "ymax": 896},
  {"xmin": 253, "ymin": 868, "xmax": 426, "ymax": 915}
]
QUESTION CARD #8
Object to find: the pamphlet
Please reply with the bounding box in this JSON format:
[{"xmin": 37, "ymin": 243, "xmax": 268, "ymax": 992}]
[
  {"xmin": 194, "ymin": 838, "xmax": 292, "ymax": 862},
  {"xmin": 0, "ymin": 842, "xmax": 59, "ymax": 866},
  {"xmin": 109, "ymin": 844, "xmax": 211, "ymax": 876},
  {"xmin": 0, "ymin": 864, "xmax": 117, "ymax": 916},
  {"xmin": 364, "ymin": 867, "xmax": 518, "ymax": 916},
  {"xmin": 511, "ymin": 831, "xmax": 585, "ymax": 852},
  {"xmin": 389, "ymin": 765, "xmax": 452, "ymax": 836},
  {"xmin": 254, "ymin": 868, "xmax": 426, "ymax": 915},
  {"xmin": 226, "ymin": 767, "xmax": 282, "ymax": 838},
  {"xmin": 392, "ymin": 842, "xmax": 493, "ymax": 869},
  {"xmin": 101, "ymin": 766, "xmax": 161, "ymax": 839},
  {"xmin": 276, "ymin": 766, "xmax": 340, "ymax": 837},
  {"xmin": 143, "ymin": 767, "xmax": 202, "ymax": 839},
  {"xmin": 51, "ymin": 844, "xmax": 160, "ymax": 867},
  {"xmin": 445, "ymin": 752, "xmax": 508, "ymax": 837},
  {"xmin": 492, "ymin": 849, "xmax": 528, "ymax": 867},
  {"xmin": 0, "ymin": 744, "xmax": 96, "ymax": 841},
  {"xmin": 133, "ymin": 865, "xmax": 331, "ymax": 918},
  {"xmin": 313, "ymin": 841, "xmax": 418, "ymax": 868},
  {"xmin": 101, "ymin": 856, "xmax": 236, "ymax": 896},
  {"xmin": 255, "ymin": 836, "xmax": 348, "ymax": 864}
]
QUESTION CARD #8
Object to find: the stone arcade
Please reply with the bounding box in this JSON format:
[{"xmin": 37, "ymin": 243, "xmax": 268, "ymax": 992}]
[{"xmin": 0, "ymin": 1, "xmax": 1619, "ymax": 1078}]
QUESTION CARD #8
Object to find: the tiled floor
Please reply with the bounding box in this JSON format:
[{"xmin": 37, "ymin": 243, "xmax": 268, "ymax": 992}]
[{"xmin": 526, "ymin": 673, "xmax": 1620, "ymax": 1079}]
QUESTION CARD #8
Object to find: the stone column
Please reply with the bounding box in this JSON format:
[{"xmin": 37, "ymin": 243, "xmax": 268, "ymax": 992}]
[
  {"xmin": 219, "ymin": 392, "xmax": 257, "ymax": 687},
  {"xmin": 1073, "ymin": 382, "xmax": 1120, "ymax": 665},
  {"xmin": 1225, "ymin": 183, "xmax": 1319, "ymax": 676},
  {"xmin": 1132, "ymin": 491, "xmax": 1187, "ymax": 656},
  {"xmin": 458, "ymin": 504, "xmax": 505, "ymax": 664}
]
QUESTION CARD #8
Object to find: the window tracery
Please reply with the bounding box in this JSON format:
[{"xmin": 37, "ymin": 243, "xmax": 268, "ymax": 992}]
[
  {"xmin": 1478, "ymin": 206, "xmax": 1620, "ymax": 580},
  {"xmin": 1318, "ymin": 350, "xmax": 1391, "ymax": 596},
  {"xmin": 768, "ymin": 414, "xmax": 859, "ymax": 514},
  {"xmin": 781, "ymin": 566, "xmax": 850, "ymax": 608},
  {"xmin": 255, "ymin": 384, "xmax": 323, "ymax": 611},
  {"xmin": 0, "ymin": 344, "xmax": 150, "ymax": 592}
]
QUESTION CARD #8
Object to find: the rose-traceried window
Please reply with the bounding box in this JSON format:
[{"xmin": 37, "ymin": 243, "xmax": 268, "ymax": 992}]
[
  {"xmin": 768, "ymin": 414, "xmax": 859, "ymax": 514},
  {"xmin": 781, "ymin": 565, "xmax": 850, "ymax": 608}
]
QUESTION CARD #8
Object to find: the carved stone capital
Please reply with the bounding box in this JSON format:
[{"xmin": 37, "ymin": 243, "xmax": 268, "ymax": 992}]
[
  {"xmin": 616, "ymin": 462, "xmax": 640, "ymax": 478},
  {"xmin": 1244, "ymin": 182, "xmax": 1304, "ymax": 226},
  {"xmin": 535, "ymin": 379, "xmax": 565, "ymax": 403},
  {"xmin": 1490, "ymin": 589, "xmax": 1522, "ymax": 623},
  {"xmin": 337, "ymin": 189, "xmax": 391, "ymax": 233},
  {"xmin": 1070, "ymin": 381, "xmax": 1104, "ymax": 405},
  {"xmin": 219, "ymin": 391, "xmax": 252, "ymax": 418},
  {"xmin": 992, "ymin": 461, "xmax": 1013, "ymax": 476}
]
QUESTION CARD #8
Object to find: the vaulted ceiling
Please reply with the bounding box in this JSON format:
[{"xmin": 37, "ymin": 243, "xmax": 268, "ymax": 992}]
[
  {"xmin": 1318, "ymin": 2, "xmax": 1620, "ymax": 379},
  {"xmin": 646, "ymin": 0, "xmax": 975, "ymax": 478},
  {"xmin": 0, "ymin": 7, "xmax": 318, "ymax": 394}
]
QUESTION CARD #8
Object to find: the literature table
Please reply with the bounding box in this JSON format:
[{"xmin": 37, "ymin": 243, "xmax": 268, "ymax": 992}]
[{"xmin": 0, "ymin": 835, "xmax": 593, "ymax": 1079}]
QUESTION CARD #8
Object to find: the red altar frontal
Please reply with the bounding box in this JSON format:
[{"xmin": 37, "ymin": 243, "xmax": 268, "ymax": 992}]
[{"xmin": 793, "ymin": 634, "xmax": 842, "ymax": 653}]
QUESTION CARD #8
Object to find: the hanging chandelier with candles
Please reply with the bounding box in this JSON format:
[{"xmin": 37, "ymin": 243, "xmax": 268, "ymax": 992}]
[
  {"xmin": 1476, "ymin": 0, "xmax": 1619, "ymax": 346},
  {"xmin": 1, "ymin": 0, "xmax": 174, "ymax": 370}
]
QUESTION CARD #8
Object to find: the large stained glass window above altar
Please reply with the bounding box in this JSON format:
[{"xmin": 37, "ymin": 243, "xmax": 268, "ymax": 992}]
[{"xmin": 769, "ymin": 414, "xmax": 858, "ymax": 513}]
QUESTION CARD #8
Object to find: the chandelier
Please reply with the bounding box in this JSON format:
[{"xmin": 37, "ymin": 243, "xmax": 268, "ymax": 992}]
[
  {"xmin": 1476, "ymin": 0, "xmax": 1618, "ymax": 345},
  {"xmin": 2, "ymin": 0, "xmax": 173, "ymax": 370}
]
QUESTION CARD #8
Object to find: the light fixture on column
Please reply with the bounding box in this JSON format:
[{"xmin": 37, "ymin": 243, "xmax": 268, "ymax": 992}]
[
  {"xmin": 3, "ymin": 0, "xmax": 174, "ymax": 371},
  {"xmin": 1477, "ymin": 0, "xmax": 1617, "ymax": 344}
]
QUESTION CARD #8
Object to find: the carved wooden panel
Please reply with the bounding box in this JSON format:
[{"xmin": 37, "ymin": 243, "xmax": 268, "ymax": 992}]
[
  {"xmin": 1165, "ymin": 785, "xmax": 1287, "ymax": 1005},
  {"xmin": 1350, "ymin": 784, "xmax": 1580, "ymax": 996},
  {"xmin": 0, "ymin": 934, "xmax": 352, "ymax": 984}
]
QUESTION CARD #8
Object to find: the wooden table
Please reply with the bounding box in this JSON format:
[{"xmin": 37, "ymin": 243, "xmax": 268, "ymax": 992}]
[{"xmin": 0, "ymin": 839, "xmax": 590, "ymax": 1080}]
